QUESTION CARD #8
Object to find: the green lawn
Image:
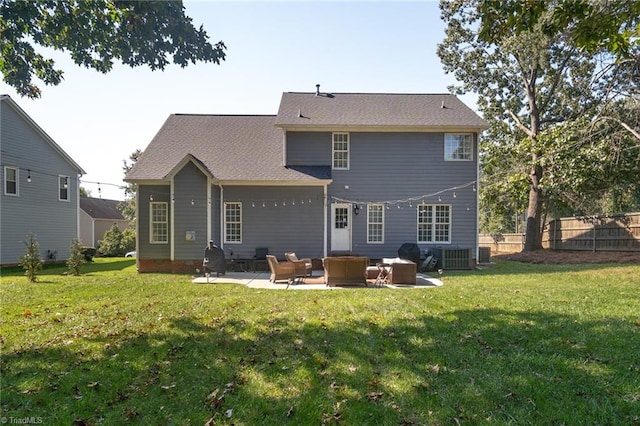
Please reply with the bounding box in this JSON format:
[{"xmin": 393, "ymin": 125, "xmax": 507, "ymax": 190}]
[{"xmin": 1, "ymin": 258, "xmax": 639, "ymax": 425}]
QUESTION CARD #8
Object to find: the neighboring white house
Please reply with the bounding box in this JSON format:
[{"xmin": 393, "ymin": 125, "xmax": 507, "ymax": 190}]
[
  {"xmin": 79, "ymin": 197, "xmax": 130, "ymax": 248},
  {"xmin": 0, "ymin": 95, "xmax": 86, "ymax": 266}
]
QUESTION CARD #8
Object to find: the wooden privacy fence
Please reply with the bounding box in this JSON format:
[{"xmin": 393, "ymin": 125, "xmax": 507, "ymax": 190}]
[{"xmin": 480, "ymin": 212, "xmax": 640, "ymax": 253}]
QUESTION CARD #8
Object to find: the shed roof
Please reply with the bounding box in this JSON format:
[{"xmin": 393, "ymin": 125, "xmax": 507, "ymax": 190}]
[
  {"xmin": 274, "ymin": 92, "xmax": 487, "ymax": 130},
  {"xmin": 126, "ymin": 114, "xmax": 329, "ymax": 183},
  {"xmin": 80, "ymin": 197, "xmax": 125, "ymax": 220}
]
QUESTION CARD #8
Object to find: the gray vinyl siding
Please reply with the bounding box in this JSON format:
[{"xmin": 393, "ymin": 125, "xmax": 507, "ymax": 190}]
[
  {"xmin": 173, "ymin": 162, "xmax": 208, "ymax": 260},
  {"xmin": 1, "ymin": 101, "xmax": 81, "ymax": 265},
  {"xmin": 220, "ymin": 185, "xmax": 325, "ymax": 260},
  {"xmin": 286, "ymin": 132, "xmax": 332, "ymax": 165},
  {"xmin": 327, "ymin": 132, "xmax": 477, "ymax": 259},
  {"xmin": 284, "ymin": 130, "xmax": 478, "ymax": 259},
  {"xmin": 137, "ymin": 185, "xmax": 171, "ymax": 260}
]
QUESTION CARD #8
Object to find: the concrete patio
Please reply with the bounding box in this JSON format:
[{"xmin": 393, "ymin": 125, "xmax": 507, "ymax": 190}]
[{"xmin": 192, "ymin": 270, "xmax": 443, "ymax": 290}]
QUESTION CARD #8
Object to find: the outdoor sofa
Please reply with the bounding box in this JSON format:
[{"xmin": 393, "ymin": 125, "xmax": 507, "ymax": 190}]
[{"xmin": 323, "ymin": 256, "xmax": 369, "ymax": 286}]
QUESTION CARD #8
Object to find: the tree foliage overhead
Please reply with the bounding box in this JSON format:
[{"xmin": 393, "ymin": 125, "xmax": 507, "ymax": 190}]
[
  {"xmin": 478, "ymin": 0, "xmax": 640, "ymax": 59},
  {"xmin": 438, "ymin": 0, "xmax": 640, "ymax": 250},
  {"xmin": 0, "ymin": 0, "xmax": 226, "ymax": 98}
]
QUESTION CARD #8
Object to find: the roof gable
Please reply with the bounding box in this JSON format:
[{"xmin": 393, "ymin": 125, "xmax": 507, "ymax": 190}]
[
  {"xmin": 0, "ymin": 95, "xmax": 86, "ymax": 175},
  {"xmin": 126, "ymin": 115, "xmax": 328, "ymax": 183},
  {"xmin": 274, "ymin": 92, "xmax": 487, "ymax": 130}
]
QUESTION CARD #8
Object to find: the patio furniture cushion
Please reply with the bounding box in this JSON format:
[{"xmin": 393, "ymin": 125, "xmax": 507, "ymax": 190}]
[
  {"xmin": 382, "ymin": 257, "xmax": 417, "ymax": 285},
  {"xmin": 323, "ymin": 256, "xmax": 368, "ymax": 286},
  {"xmin": 266, "ymin": 255, "xmax": 295, "ymax": 283},
  {"xmin": 285, "ymin": 252, "xmax": 313, "ymax": 277}
]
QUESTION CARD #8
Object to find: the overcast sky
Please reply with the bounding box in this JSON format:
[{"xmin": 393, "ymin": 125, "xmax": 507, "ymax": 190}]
[{"xmin": 0, "ymin": 1, "xmax": 477, "ymax": 200}]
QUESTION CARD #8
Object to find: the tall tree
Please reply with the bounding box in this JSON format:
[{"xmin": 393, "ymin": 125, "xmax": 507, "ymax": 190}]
[
  {"xmin": 1, "ymin": 0, "xmax": 226, "ymax": 98},
  {"xmin": 439, "ymin": 0, "xmax": 602, "ymax": 250},
  {"xmin": 118, "ymin": 149, "xmax": 140, "ymax": 226}
]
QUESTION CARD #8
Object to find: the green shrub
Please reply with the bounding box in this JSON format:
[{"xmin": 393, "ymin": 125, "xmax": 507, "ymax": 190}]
[
  {"xmin": 98, "ymin": 224, "xmax": 136, "ymax": 257},
  {"xmin": 18, "ymin": 233, "xmax": 43, "ymax": 282},
  {"xmin": 98, "ymin": 224, "xmax": 124, "ymax": 256},
  {"xmin": 66, "ymin": 238, "xmax": 85, "ymax": 276},
  {"xmin": 121, "ymin": 227, "xmax": 136, "ymax": 254},
  {"xmin": 81, "ymin": 247, "xmax": 97, "ymax": 261}
]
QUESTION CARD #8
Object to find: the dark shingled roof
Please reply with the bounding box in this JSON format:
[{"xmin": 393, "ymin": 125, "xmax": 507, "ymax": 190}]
[
  {"xmin": 274, "ymin": 92, "xmax": 487, "ymax": 129},
  {"xmin": 127, "ymin": 92, "xmax": 485, "ymax": 182},
  {"xmin": 80, "ymin": 197, "xmax": 125, "ymax": 220},
  {"xmin": 126, "ymin": 115, "xmax": 330, "ymax": 183}
]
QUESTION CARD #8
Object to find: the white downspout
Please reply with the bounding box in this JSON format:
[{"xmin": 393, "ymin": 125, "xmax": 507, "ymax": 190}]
[
  {"xmin": 207, "ymin": 179, "xmax": 212, "ymax": 241},
  {"xmin": 170, "ymin": 180, "xmax": 175, "ymax": 261},
  {"xmin": 219, "ymin": 184, "xmax": 224, "ymax": 250},
  {"xmin": 323, "ymin": 185, "xmax": 328, "ymax": 258}
]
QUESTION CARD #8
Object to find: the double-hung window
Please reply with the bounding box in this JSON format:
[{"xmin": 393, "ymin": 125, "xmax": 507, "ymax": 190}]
[
  {"xmin": 332, "ymin": 133, "xmax": 350, "ymax": 170},
  {"xmin": 417, "ymin": 204, "xmax": 451, "ymax": 243},
  {"xmin": 150, "ymin": 202, "xmax": 169, "ymax": 243},
  {"xmin": 444, "ymin": 133, "xmax": 473, "ymax": 161},
  {"xmin": 224, "ymin": 202, "xmax": 242, "ymax": 243},
  {"xmin": 4, "ymin": 166, "xmax": 18, "ymax": 196},
  {"xmin": 367, "ymin": 204, "xmax": 384, "ymax": 243},
  {"xmin": 59, "ymin": 175, "xmax": 69, "ymax": 201}
]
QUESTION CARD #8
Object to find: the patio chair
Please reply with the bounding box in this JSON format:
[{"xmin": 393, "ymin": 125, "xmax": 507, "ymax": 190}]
[
  {"xmin": 253, "ymin": 247, "xmax": 269, "ymax": 272},
  {"xmin": 285, "ymin": 252, "xmax": 313, "ymax": 277},
  {"xmin": 266, "ymin": 255, "xmax": 295, "ymax": 284}
]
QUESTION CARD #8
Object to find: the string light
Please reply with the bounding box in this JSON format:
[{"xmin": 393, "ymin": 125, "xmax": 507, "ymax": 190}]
[
  {"xmin": 331, "ymin": 180, "xmax": 476, "ymax": 206},
  {"xmin": 27, "ymin": 170, "xmax": 31, "ymax": 183}
]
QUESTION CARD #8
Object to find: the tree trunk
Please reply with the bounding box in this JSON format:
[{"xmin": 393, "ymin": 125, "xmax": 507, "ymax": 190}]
[{"xmin": 523, "ymin": 162, "xmax": 544, "ymax": 251}]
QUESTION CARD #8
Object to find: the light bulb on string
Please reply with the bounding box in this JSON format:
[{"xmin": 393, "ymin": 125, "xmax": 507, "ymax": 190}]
[{"xmin": 27, "ymin": 170, "xmax": 31, "ymax": 183}]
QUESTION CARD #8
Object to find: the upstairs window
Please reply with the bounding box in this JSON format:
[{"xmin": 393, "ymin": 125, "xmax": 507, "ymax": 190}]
[
  {"xmin": 444, "ymin": 134, "xmax": 473, "ymax": 161},
  {"xmin": 224, "ymin": 202, "xmax": 242, "ymax": 243},
  {"xmin": 417, "ymin": 204, "xmax": 451, "ymax": 243},
  {"xmin": 150, "ymin": 202, "xmax": 169, "ymax": 243},
  {"xmin": 367, "ymin": 204, "xmax": 384, "ymax": 243},
  {"xmin": 332, "ymin": 132, "xmax": 350, "ymax": 170},
  {"xmin": 4, "ymin": 166, "xmax": 18, "ymax": 196},
  {"xmin": 59, "ymin": 175, "xmax": 69, "ymax": 201}
]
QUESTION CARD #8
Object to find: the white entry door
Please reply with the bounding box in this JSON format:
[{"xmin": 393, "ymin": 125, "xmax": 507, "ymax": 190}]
[{"xmin": 331, "ymin": 203, "xmax": 351, "ymax": 252}]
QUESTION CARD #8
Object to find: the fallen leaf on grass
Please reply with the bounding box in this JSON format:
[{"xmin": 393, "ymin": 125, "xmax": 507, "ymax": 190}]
[
  {"xmin": 23, "ymin": 309, "xmax": 32, "ymax": 317},
  {"xmin": 160, "ymin": 383, "xmax": 176, "ymax": 390},
  {"xmin": 225, "ymin": 408, "xmax": 233, "ymax": 418},
  {"xmin": 366, "ymin": 391, "xmax": 384, "ymax": 401},
  {"xmin": 286, "ymin": 406, "xmax": 294, "ymax": 418},
  {"xmin": 206, "ymin": 388, "xmax": 225, "ymax": 410},
  {"xmin": 87, "ymin": 381, "xmax": 100, "ymax": 388}
]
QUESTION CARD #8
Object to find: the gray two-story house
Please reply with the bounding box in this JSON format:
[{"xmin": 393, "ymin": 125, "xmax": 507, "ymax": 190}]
[
  {"xmin": 126, "ymin": 89, "xmax": 486, "ymax": 273},
  {"xmin": 1, "ymin": 95, "xmax": 86, "ymax": 266}
]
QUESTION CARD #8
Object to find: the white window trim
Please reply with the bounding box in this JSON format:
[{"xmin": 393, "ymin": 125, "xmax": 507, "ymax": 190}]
[
  {"xmin": 58, "ymin": 175, "xmax": 70, "ymax": 201},
  {"xmin": 224, "ymin": 202, "xmax": 242, "ymax": 244},
  {"xmin": 367, "ymin": 203, "xmax": 385, "ymax": 244},
  {"xmin": 149, "ymin": 201, "xmax": 169, "ymax": 244},
  {"xmin": 332, "ymin": 132, "xmax": 350, "ymax": 170},
  {"xmin": 4, "ymin": 166, "xmax": 19, "ymax": 196},
  {"xmin": 417, "ymin": 204, "xmax": 452, "ymax": 244},
  {"xmin": 444, "ymin": 133, "xmax": 473, "ymax": 161}
]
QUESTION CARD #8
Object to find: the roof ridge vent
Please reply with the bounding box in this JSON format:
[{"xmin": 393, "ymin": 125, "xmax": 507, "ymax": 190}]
[
  {"xmin": 441, "ymin": 100, "xmax": 446, "ymax": 109},
  {"xmin": 316, "ymin": 84, "xmax": 320, "ymax": 96}
]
